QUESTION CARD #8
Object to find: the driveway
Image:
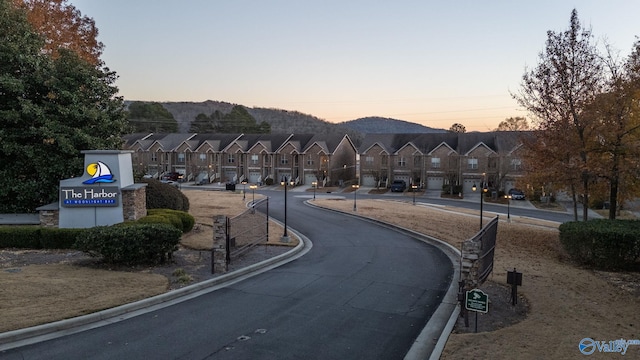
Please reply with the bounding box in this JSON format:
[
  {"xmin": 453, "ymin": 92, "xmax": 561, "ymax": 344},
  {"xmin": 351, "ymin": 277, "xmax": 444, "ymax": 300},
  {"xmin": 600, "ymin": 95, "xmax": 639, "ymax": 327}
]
[{"xmin": 1, "ymin": 192, "xmax": 455, "ymax": 359}]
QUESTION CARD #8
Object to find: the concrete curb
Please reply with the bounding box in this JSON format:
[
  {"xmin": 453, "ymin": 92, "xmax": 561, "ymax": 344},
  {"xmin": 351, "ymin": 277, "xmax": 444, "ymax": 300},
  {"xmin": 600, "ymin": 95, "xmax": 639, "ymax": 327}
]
[
  {"xmin": 305, "ymin": 201, "xmax": 462, "ymax": 360},
  {"xmin": 0, "ymin": 229, "xmax": 312, "ymax": 351}
]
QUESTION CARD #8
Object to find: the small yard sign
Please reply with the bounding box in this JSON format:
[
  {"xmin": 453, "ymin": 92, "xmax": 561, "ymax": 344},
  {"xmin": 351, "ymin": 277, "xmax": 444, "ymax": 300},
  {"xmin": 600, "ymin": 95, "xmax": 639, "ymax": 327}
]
[{"xmin": 465, "ymin": 288, "xmax": 489, "ymax": 313}]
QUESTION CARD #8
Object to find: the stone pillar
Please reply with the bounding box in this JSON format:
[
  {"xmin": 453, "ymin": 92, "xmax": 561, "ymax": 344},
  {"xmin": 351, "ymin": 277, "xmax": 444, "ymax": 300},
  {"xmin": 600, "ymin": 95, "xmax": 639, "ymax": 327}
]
[
  {"xmin": 121, "ymin": 184, "xmax": 147, "ymax": 221},
  {"xmin": 37, "ymin": 203, "xmax": 60, "ymax": 227},
  {"xmin": 460, "ymin": 238, "xmax": 482, "ymax": 290},
  {"xmin": 212, "ymin": 215, "xmax": 228, "ymax": 274}
]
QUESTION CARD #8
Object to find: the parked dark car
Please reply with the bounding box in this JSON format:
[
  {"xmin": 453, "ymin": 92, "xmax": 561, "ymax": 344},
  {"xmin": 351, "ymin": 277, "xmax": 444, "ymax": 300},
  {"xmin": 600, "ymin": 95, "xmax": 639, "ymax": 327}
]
[
  {"xmin": 508, "ymin": 188, "xmax": 525, "ymax": 200},
  {"xmin": 162, "ymin": 172, "xmax": 182, "ymax": 181},
  {"xmin": 390, "ymin": 180, "xmax": 407, "ymax": 192}
]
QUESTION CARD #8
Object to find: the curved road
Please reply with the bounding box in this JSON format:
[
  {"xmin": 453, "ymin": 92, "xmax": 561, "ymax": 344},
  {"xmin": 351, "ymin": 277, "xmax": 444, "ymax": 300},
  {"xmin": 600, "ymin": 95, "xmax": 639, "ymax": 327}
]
[{"xmin": 2, "ymin": 192, "xmax": 454, "ymax": 360}]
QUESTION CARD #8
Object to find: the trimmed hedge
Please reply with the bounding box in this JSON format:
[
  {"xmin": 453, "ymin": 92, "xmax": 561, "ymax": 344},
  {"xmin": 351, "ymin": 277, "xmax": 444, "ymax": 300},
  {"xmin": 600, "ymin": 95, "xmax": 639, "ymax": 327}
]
[
  {"xmin": 140, "ymin": 178, "xmax": 190, "ymax": 211},
  {"xmin": 147, "ymin": 209, "xmax": 194, "ymax": 233},
  {"xmin": 74, "ymin": 223, "xmax": 182, "ymax": 265},
  {"xmin": 0, "ymin": 226, "xmax": 84, "ymax": 249},
  {"xmin": 559, "ymin": 219, "xmax": 640, "ymax": 270}
]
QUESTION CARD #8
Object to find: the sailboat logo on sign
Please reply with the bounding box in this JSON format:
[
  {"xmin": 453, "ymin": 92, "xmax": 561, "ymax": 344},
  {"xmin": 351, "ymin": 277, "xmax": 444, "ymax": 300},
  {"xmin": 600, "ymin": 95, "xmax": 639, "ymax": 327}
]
[{"xmin": 83, "ymin": 161, "xmax": 116, "ymax": 184}]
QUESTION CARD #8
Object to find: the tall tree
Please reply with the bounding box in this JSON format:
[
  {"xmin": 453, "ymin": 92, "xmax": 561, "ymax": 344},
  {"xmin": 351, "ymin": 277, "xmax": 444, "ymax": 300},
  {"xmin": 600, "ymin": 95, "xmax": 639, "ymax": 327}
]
[
  {"xmin": 12, "ymin": 0, "xmax": 103, "ymax": 66},
  {"xmin": 448, "ymin": 123, "xmax": 466, "ymax": 133},
  {"xmin": 513, "ymin": 9, "xmax": 603, "ymax": 221},
  {"xmin": 584, "ymin": 42, "xmax": 640, "ymax": 219},
  {"xmin": 0, "ymin": 0, "xmax": 128, "ymax": 212},
  {"xmin": 127, "ymin": 102, "xmax": 178, "ymax": 132},
  {"xmin": 495, "ymin": 117, "xmax": 530, "ymax": 131},
  {"xmin": 217, "ymin": 105, "xmax": 270, "ymax": 134}
]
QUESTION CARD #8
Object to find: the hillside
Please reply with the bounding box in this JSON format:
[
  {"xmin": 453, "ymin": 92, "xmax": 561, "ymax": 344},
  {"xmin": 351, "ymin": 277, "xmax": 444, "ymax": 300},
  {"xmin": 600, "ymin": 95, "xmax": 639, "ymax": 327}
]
[
  {"xmin": 126, "ymin": 101, "xmax": 446, "ymax": 145},
  {"xmin": 339, "ymin": 117, "xmax": 446, "ymax": 134}
]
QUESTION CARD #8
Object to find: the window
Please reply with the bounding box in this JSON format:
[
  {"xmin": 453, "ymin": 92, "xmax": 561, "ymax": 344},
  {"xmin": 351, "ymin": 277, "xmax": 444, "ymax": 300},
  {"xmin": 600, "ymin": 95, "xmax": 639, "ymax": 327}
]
[
  {"xmin": 398, "ymin": 157, "xmax": 406, "ymax": 167},
  {"xmin": 151, "ymin": 152, "xmax": 157, "ymax": 162},
  {"xmin": 414, "ymin": 156, "xmax": 421, "ymax": 167},
  {"xmin": 431, "ymin": 157, "xmax": 441, "ymax": 169},
  {"xmin": 381, "ymin": 156, "xmax": 387, "ymax": 166},
  {"xmin": 365, "ymin": 156, "xmax": 374, "ymax": 164},
  {"xmin": 511, "ymin": 158, "xmax": 522, "ymax": 171},
  {"xmin": 227, "ymin": 154, "xmax": 235, "ymax": 163},
  {"xmin": 251, "ymin": 154, "xmax": 259, "ymax": 165},
  {"xmin": 468, "ymin": 158, "xmax": 478, "ymax": 170},
  {"xmin": 264, "ymin": 154, "xmax": 271, "ymax": 164},
  {"xmin": 199, "ymin": 153, "xmax": 207, "ymax": 161},
  {"xmin": 306, "ymin": 156, "xmax": 314, "ymax": 166},
  {"xmin": 281, "ymin": 154, "xmax": 288, "ymax": 165},
  {"xmin": 178, "ymin": 153, "xmax": 185, "ymax": 163}
]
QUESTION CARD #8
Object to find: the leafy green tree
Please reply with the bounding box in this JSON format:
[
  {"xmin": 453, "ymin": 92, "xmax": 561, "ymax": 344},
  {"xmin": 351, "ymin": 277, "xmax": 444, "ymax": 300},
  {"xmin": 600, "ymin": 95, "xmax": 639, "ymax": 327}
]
[
  {"xmin": 127, "ymin": 101, "xmax": 178, "ymax": 132},
  {"xmin": 218, "ymin": 105, "xmax": 270, "ymax": 133},
  {"xmin": 0, "ymin": 0, "xmax": 129, "ymax": 212},
  {"xmin": 189, "ymin": 111, "xmax": 221, "ymax": 133}
]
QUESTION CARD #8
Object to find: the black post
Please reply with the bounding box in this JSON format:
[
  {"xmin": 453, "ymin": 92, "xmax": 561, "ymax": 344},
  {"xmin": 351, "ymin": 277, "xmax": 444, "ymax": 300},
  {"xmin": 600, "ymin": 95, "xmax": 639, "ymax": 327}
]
[
  {"xmin": 353, "ymin": 187, "xmax": 357, "ymax": 211},
  {"xmin": 480, "ymin": 187, "xmax": 484, "ymax": 230},
  {"xmin": 283, "ymin": 180, "xmax": 288, "ymax": 237},
  {"xmin": 475, "ymin": 311, "xmax": 478, "ymax": 333}
]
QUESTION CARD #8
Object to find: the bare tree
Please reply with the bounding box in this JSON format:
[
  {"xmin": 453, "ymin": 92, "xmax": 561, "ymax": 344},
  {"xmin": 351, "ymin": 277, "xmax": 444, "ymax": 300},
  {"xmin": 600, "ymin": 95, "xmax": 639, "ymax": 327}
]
[
  {"xmin": 495, "ymin": 117, "xmax": 530, "ymax": 131},
  {"xmin": 448, "ymin": 123, "xmax": 466, "ymax": 133},
  {"xmin": 513, "ymin": 9, "xmax": 604, "ymax": 221}
]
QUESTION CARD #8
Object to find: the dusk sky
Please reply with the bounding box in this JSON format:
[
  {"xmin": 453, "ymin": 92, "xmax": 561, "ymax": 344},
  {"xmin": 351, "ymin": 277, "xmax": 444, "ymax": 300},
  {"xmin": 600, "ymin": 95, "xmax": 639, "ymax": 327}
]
[{"xmin": 72, "ymin": 1, "xmax": 639, "ymax": 131}]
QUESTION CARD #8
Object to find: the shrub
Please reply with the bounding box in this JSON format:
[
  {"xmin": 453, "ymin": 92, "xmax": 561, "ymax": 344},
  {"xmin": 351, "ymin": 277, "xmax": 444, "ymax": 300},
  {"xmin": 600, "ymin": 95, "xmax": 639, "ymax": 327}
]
[
  {"xmin": 559, "ymin": 219, "xmax": 640, "ymax": 270},
  {"xmin": 138, "ymin": 213, "xmax": 182, "ymax": 231},
  {"xmin": 0, "ymin": 226, "xmax": 42, "ymax": 248},
  {"xmin": 39, "ymin": 228, "xmax": 85, "ymax": 249},
  {"xmin": 0, "ymin": 226, "xmax": 84, "ymax": 249},
  {"xmin": 441, "ymin": 184, "xmax": 463, "ymax": 195},
  {"xmin": 147, "ymin": 209, "xmax": 195, "ymax": 233},
  {"xmin": 74, "ymin": 223, "xmax": 182, "ymax": 265},
  {"xmin": 140, "ymin": 178, "xmax": 190, "ymax": 211}
]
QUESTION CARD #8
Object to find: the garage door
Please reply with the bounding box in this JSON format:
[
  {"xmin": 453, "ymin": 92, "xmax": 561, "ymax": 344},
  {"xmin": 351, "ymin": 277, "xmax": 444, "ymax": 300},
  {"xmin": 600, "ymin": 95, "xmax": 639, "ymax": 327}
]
[
  {"xmin": 427, "ymin": 176, "xmax": 444, "ymax": 190},
  {"xmin": 305, "ymin": 174, "xmax": 318, "ymax": 185},
  {"xmin": 361, "ymin": 174, "xmax": 376, "ymax": 187},
  {"xmin": 248, "ymin": 172, "xmax": 261, "ymax": 184}
]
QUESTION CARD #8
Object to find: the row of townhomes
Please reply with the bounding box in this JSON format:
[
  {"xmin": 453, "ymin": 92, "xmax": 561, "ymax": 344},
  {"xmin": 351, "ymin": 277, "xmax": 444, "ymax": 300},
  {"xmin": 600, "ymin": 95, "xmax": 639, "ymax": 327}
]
[{"xmin": 122, "ymin": 131, "xmax": 527, "ymax": 193}]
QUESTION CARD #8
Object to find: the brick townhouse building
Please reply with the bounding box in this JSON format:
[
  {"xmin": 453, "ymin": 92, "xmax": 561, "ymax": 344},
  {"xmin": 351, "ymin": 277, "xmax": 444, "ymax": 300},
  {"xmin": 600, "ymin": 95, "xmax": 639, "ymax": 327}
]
[{"xmin": 122, "ymin": 131, "xmax": 527, "ymax": 193}]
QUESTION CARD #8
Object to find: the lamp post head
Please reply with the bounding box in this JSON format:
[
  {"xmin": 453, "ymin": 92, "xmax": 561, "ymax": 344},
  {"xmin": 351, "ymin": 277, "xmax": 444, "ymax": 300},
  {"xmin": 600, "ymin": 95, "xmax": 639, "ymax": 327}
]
[{"xmin": 472, "ymin": 183, "xmax": 477, "ymax": 192}]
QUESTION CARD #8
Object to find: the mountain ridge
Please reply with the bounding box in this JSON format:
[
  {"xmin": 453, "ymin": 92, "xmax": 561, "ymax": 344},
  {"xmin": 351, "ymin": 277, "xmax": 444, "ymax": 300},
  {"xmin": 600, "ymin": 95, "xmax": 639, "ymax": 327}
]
[{"xmin": 126, "ymin": 100, "xmax": 447, "ymax": 140}]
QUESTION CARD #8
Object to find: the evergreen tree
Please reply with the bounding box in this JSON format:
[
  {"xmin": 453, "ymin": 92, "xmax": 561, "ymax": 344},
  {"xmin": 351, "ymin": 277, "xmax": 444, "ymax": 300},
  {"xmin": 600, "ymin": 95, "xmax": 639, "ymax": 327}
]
[
  {"xmin": 0, "ymin": 0, "xmax": 129, "ymax": 212},
  {"xmin": 127, "ymin": 101, "xmax": 178, "ymax": 132}
]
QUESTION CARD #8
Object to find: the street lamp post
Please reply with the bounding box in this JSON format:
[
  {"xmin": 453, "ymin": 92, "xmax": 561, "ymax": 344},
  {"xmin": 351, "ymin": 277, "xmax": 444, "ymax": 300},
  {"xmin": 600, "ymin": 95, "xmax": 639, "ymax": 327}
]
[
  {"xmin": 505, "ymin": 194, "xmax": 512, "ymax": 223},
  {"xmin": 472, "ymin": 181, "xmax": 488, "ymax": 230},
  {"xmin": 241, "ymin": 180, "xmax": 248, "ymax": 200},
  {"xmin": 412, "ymin": 184, "xmax": 418, "ymax": 205},
  {"xmin": 250, "ymin": 184, "xmax": 257, "ymax": 206},
  {"xmin": 352, "ymin": 184, "xmax": 359, "ymax": 211},
  {"xmin": 280, "ymin": 178, "xmax": 294, "ymax": 243},
  {"xmin": 311, "ymin": 181, "xmax": 317, "ymax": 200}
]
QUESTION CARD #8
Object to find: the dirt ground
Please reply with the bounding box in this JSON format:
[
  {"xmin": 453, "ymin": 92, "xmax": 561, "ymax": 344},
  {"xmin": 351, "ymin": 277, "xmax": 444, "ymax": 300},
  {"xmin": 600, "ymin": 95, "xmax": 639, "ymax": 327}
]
[
  {"xmin": 0, "ymin": 190, "xmax": 297, "ymax": 333},
  {"xmin": 2, "ymin": 190, "xmax": 639, "ymax": 359}
]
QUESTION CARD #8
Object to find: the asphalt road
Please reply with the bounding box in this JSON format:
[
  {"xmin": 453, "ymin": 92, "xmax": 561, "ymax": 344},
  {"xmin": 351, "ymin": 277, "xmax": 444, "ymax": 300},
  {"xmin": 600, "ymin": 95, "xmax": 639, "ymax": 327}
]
[{"xmin": 2, "ymin": 192, "xmax": 454, "ymax": 360}]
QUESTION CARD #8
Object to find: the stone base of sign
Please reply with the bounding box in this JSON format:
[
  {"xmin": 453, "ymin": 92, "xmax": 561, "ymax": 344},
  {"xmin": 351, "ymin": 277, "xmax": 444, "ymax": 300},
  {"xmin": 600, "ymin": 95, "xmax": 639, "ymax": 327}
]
[{"xmin": 36, "ymin": 184, "xmax": 147, "ymax": 227}]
